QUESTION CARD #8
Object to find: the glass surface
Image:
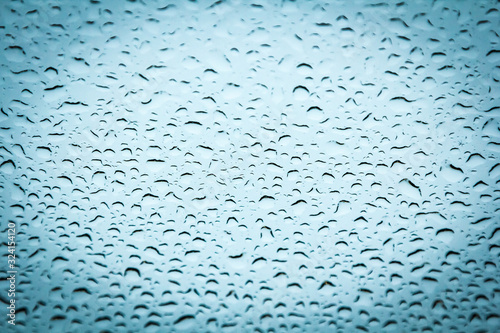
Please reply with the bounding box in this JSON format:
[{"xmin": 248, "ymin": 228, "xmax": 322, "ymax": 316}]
[{"xmin": 1, "ymin": 0, "xmax": 499, "ymax": 332}]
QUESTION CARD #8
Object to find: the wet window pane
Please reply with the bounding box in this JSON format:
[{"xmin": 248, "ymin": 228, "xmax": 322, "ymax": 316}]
[{"xmin": 1, "ymin": 0, "xmax": 499, "ymax": 332}]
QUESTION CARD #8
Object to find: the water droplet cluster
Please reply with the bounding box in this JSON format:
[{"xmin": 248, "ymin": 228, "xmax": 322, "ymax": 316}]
[{"xmin": 1, "ymin": 0, "xmax": 499, "ymax": 332}]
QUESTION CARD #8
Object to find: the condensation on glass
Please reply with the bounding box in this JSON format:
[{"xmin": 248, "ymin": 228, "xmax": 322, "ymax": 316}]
[{"xmin": 0, "ymin": 0, "xmax": 499, "ymax": 332}]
